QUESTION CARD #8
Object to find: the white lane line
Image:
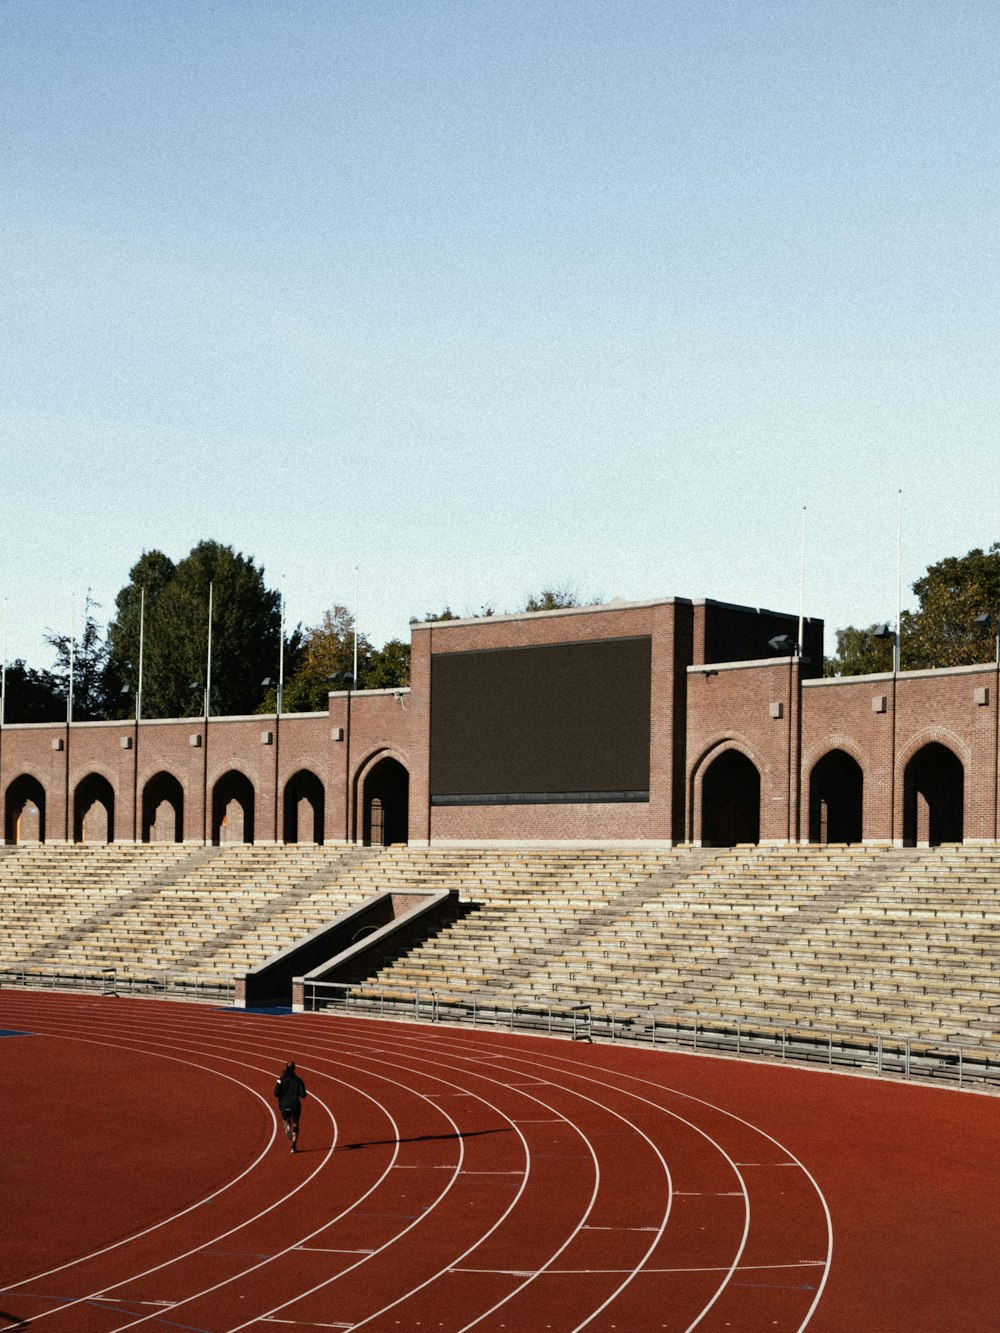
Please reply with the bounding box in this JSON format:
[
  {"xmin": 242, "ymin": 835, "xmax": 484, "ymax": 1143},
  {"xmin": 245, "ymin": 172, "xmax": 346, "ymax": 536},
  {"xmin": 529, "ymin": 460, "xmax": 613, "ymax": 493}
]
[
  {"xmin": 0, "ymin": 1020, "xmax": 344, "ymax": 1330},
  {"xmin": 289, "ymin": 1025, "xmax": 678, "ymax": 1333},
  {"xmin": 356, "ymin": 1033, "xmax": 732, "ymax": 1333},
  {"xmin": 444, "ymin": 1031, "xmax": 835, "ymax": 1332},
  {"xmin": 0, "ymin": 1025, "xmax": 281, "ymax": 1292},
  {"xmin": 224, "ymin": 1048, "xmax": 535, "ymax": 1333},
  {"xmin": 11, "ymin": 999, "xmax": 528, "ymax": 1333}
]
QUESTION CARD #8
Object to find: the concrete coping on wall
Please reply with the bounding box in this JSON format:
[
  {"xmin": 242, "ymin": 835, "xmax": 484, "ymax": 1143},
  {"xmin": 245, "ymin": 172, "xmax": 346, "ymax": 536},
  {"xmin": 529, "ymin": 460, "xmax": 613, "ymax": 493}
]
[
  {"xmin": 326, "ymin": 686, "xmax": 411, "ymax": 698},
  {"xmin": 806, "ymin": 662, "xmax": 997, "ymax": 688},
  {"xmin": 0, "ymin": 711, "xmax": 334, "ymax": 732},
  {"xmin": 409, "ymin": 594, "xmax": 819, "ymax": 632},
  {"xmin": 686, "ymin": 656, "xmax": 799, "ymax": 674},
  {"xmin": 0, "ymin": 720, "xmax": 70, "ymax": 731}
]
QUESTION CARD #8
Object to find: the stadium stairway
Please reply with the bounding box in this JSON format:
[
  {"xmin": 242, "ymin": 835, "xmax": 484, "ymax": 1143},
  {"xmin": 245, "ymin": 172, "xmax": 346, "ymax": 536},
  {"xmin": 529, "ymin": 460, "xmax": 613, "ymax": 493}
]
[{"xmin": 2, "ymin": 841, "xmax": 1000, "ymax": 1049}]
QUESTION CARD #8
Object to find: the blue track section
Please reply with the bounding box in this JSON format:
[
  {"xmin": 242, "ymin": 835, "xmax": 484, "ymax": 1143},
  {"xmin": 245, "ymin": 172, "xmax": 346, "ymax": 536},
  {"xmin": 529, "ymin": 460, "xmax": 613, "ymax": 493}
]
[{"xmin": 0, "ymin": 1029, "xmax": 31, "ymax": 1037}]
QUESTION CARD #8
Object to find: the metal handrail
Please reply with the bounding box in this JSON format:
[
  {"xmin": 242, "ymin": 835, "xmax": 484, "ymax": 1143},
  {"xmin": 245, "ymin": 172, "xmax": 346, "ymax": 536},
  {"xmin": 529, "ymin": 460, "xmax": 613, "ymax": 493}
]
[
  {"xmin": 0, "ymin": 965, "xmax": 233, "ymax": 1005},
  {"xmin": 298, "ymin": 979, "xmax": 1000, "ymax": 1092}
]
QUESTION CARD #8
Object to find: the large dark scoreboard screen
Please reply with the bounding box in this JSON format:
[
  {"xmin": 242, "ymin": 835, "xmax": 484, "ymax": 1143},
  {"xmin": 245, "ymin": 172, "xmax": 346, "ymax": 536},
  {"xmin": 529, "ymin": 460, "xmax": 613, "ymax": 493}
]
[{"xmin": 429, "ymin": 636, "xmax": 651, "ymax": 804}]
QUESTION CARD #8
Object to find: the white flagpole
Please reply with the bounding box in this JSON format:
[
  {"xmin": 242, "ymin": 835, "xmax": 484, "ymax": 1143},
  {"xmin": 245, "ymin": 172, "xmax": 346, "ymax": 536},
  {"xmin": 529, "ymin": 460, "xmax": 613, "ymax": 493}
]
[
  {"xmin": 805, "ymin": 503, "xmax": 810, "ymax": 655},
  {"xmin": 1, "ymin": 603, "xmax": 6, "ymax": 727},
  {"xmin": 68, "ymin": 594, "xmax": 76, "ymax": 724},
  {"xmin": 278, "ymin": 584, "xmax": 285, "ymax": 714},
  {"xmin": 205, "ymin": 581, "xmax": 213, "ymax": 718},
  {"xmin": 901, "ymin": 487, "xmax": 906, "ymax": 671},
  {"xmin": 137, "ymin": 588, "xmax": 145, "ymax": 722},
  {"xmin": 353, "ymin": 564, "xmax": 359, "ymax": 685}
]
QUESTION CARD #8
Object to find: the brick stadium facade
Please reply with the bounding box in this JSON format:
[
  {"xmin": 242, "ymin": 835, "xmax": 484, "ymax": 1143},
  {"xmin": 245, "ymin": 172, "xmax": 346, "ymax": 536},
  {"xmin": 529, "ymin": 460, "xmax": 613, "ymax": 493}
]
[{"xmin": 1, "ymin": 596, "xmax": 996, "ymax": 847}]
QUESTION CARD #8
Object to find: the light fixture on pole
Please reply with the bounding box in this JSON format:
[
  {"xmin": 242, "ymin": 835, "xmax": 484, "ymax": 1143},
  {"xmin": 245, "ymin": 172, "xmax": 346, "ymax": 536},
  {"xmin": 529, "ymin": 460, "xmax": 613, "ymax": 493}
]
[
  {"xmin": 768, "ymin": 634, "xmax": 797, "ymax": 655},
  {"xmin": 974, "ymin": 614, "xmax": 1000, "ymax": 667}
]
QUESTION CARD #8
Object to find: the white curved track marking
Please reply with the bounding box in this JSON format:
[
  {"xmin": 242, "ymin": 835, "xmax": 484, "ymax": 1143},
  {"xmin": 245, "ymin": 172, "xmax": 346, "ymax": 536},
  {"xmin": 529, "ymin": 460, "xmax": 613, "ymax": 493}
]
[
  {"xmin": 0, "ymin": 1002, "xmax": 348, "ymax": 1328},
  {"xmin": 25, "ymin": 1002, "xmax": 602, "ymax": 1333},
  {"xmin": 234, "ymin": 1021, "xmax": 716, "ymax": 1333},
  {"xmin": 503, "ymin": 1041, "xmax": 835, "ymax": 1332},
  {"xmin": 0, "ymin": 1020, "xmax": 282, "ymax": 1290},
  {"xmin": 1, "ymin": 997, "xmax": 831, "ymax": 1332},
  {"xmin": 393, "ymin": 1025, "xmax": 833, "ymax": 1332},
  {"xmin": 310, "ymin": 1024, "xmax": 749, "ymax": 1333},
  {"xmin": 2, "ymin": 999, "xmax": 525, "ymax": 1333}
]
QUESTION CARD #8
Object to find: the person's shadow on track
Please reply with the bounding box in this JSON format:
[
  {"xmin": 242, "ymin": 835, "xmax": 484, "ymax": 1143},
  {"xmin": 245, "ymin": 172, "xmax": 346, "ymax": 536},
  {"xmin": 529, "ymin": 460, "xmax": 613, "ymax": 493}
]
[{"xmin": 338, "ymin": 1127, "xmax": 512, "ymax": 1152}]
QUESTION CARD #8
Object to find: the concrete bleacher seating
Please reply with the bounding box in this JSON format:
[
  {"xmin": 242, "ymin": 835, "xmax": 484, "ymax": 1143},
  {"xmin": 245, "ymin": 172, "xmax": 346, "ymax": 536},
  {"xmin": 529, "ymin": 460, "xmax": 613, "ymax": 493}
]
[{"xmin": 2, "ymin": 840, "xmax": 1000, "ymax": 1049}]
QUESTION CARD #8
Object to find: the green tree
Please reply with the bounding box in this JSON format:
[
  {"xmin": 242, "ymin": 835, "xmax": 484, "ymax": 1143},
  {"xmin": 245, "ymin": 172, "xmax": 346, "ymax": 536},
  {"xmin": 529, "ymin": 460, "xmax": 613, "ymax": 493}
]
[
  {"xmin": 524, "ymin": 587, "xmax": 582, "ymax": 612},
  {"xmin": 905, "ymin": 545, "xmax": 1000, "ymax": 668},
  {"xmin": 1, "ymin": 659, "xmax": 64, "ymax": 723},
  {"xmin": 104, "ymin": 550, "xmax": 177, "ymax": 717},
  {"xmin": 45, "ymin": 592, "xmax": 109, "ymax": 720},
  {"xmin": 105, "ymin": 542, "xmax": 282, "ymax": 717},
  {"xmin": 826, "ymin": 543, "xmax": 1000, "ymax": 675},
  {"xmin": 365, "ymin": 637, "xmax": 410, "ymax": 689},
  {"xmin": 279, "ymin": 606, "xmax": 364, "ymax": 712},
  {"xmin": 824, "ymin": 624, "xmax": 896, "ymax": 677}
]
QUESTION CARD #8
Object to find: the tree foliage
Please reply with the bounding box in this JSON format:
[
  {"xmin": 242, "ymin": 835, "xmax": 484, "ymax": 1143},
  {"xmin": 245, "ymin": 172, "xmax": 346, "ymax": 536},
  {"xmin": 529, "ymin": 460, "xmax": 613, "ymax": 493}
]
[
  {"xmin": 45, "ymin": 592, "xmax": 109, "ymax": 720},
  {"xmin": 826, "ymin": 544, "xmax": 1000, "ymax": 675},
  {"xmin": 106, "ymin": 542, "xmax": 282, "ymax": 718},
  {"xmin": 524, "ymin": 587, "xmax": 582, "ymax": 612},
  {"xmin": 276, "ymin": 608, "xmax": 410, "ymax": 710},
  {"xmin": 1, "ymin": 659, "xmax": 64, "ymax": 723}
]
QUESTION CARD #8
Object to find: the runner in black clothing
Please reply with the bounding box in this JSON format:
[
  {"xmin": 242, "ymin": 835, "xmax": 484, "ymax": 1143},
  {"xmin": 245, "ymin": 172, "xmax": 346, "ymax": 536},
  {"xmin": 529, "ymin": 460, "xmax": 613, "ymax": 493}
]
[{"xmin": 274, "ymin": 1061, "xmax": 307, "ymax": 1152}]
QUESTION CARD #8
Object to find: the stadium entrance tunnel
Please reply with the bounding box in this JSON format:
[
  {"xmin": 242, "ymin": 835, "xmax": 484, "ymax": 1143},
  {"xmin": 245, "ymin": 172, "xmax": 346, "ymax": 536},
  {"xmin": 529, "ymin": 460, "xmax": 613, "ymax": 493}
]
[
  {"xmin": 809, "ymin": 749, "xmax": 864, "ymax": 844},
  {"xmin": 701, "ymin": 749, "xmax": 760, "ymax": 847},
  {"xmin": 213, "ymin": 770, "xmax": 255, "ymax": 845},
  {"xmin": 903, "ymin": 742, "xmax": 964, "ymax": 846},
  {"xmin": 4, "ymin": 775, "xmax": 45, "ymax": 844},
  {"xmin": 143, "ymin": 771, "xmax": 184, "ymax": 842},
  {"xmin": 74, "ymin": 773, "xmax": 115, "ymax": 843},
  {"xmin": 283, "ymin": 769, "xmax": 324, "ymax": 844},
  {"xmin": 363, "ymin": 757, "xmax": 409, "ymax": 846}
]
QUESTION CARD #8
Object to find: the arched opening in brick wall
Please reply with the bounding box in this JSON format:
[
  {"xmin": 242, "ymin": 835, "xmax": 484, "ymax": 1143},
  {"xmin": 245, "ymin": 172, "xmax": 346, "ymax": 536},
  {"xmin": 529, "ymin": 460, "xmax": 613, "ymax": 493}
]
[
  {"xmin": 4, "ymin": 775, "xmax": 46, "ymax": 844},
  {"xmin": 809, "ymin": 750, "xmax": 864, "ymax": 844},
  {"xmin": 74, "ymin": 773, "xmax": 115, "ymax": 843},
  {"xmin": 142, "ymin": 772, "xmax": 184, "ymax": 843},
  {"xmin": 362, "ymin": 758, "xmax": 409, "ymax": 846},
  {"xmin": 212, "ymin": 770, "xmax": 255, "ymax": 845},
  {"xmin": 701, "ymin": 750, "xmax": 760, "ymax": 847},
  {"xmin": 903, "ymin": 743, "xmax": 964, "ymax": 846},
  {"xmin": 283, "ymin": 769, "xmax": 325, "ymax": 844}
]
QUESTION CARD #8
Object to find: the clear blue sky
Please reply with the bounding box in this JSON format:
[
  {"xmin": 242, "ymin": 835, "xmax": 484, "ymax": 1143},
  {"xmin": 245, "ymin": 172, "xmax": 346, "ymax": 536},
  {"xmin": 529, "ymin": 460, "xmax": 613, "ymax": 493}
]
[{"xmin": 2, "ymin": 1, "xmax": 997, "ymax": 665}]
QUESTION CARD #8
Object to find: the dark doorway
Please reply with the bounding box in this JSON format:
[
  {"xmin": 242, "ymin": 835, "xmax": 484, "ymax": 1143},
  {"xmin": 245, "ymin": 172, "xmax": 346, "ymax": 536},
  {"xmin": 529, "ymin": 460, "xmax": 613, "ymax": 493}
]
[
  {"xmin": 701, "ymin": 750, "xmax": 760, "ymax": 847},
  {"xmin": 212, "ymin": 770, "xmax": 255, "ymax": 845},
  {"xmin": 362, "ymin": 758, "xmax": 409, "ymax": 846},
  {"xmin": 74, "ymin": 773, "xmax": 115, "ymax": 843},
  {"xmin": 283, "ymin": 769, "xmax": 325, "ymax": 844},
  {"xmin": 903, "ymin": 743, "xmax": 964, "ymax": 846},
  {"xmin": 142, "ymin": 772, "xmax": 184, "ymax": 842},
  {"xmin": 4, "ymin": 775, "xmax": 46, "ymax": 844},
  {"xmin": 809, "ymin": 750, "xmax": 864, "ymax": 844}
]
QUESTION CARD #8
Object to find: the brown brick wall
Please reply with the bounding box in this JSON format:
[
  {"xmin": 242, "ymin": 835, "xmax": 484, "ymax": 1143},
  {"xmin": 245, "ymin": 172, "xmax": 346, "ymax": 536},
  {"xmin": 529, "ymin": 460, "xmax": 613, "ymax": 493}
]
[{"xmin": 1, "ymin": 598, "xmax": 997, "ymax": 847}]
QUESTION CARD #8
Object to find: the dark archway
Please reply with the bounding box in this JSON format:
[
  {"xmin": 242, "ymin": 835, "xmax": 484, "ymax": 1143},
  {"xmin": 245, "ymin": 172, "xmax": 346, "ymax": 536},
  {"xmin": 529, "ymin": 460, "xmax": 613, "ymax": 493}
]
[
  {"xmin": 142, "ymin": 771, "xmax": 184, "ymax": 843},
  {"xmin": 809, "ymin": 750, "xmax": 864, "ymax": 844},
  {"xmin": 903, "ymin": 743, "xmax": 964, "ymax": 846},
  {"xmin": 362, "ymin": 757, "xmax": 409, "ymax": 846},
  {"xmin": 212, "ymin": 770, "xmax": 255, "ymax": 845},
  {"xmin": 283, "ymin": 769, "xmax": 325, "ymax": 844},
  {"xmin": 701, "ymin": 749, "xmax": 760, "ymax": 847},
  {"xmin": 74, "ymin": 773, "xmax": 115, "ymax": 843},
  {"xmin": 4, "ymin": 775, "xmax": 46, "ymax": 844}
]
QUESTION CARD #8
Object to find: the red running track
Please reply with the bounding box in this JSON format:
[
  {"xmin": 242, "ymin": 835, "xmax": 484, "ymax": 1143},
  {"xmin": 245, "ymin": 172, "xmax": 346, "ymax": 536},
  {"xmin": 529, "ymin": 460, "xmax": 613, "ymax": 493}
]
[{"xmin": 1, "ymin": 991, "xmax": 998, "ymax": 1331}]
